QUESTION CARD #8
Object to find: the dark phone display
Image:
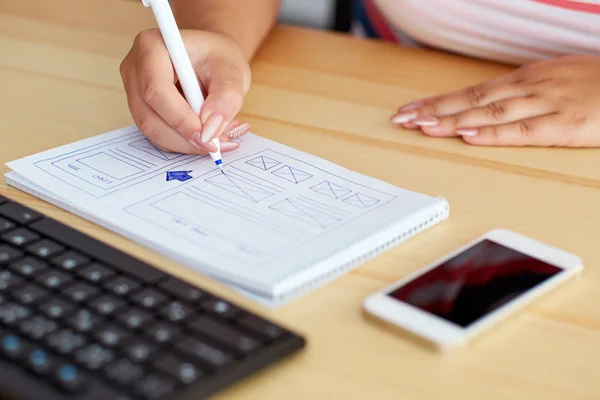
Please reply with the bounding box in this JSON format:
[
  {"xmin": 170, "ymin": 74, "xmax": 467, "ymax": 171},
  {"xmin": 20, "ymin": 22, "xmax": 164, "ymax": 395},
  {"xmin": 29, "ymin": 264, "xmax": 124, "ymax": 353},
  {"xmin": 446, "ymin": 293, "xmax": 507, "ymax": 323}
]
[{"xmin": 388, "ymin": 239, "xmax": 562, "ymax": 327}]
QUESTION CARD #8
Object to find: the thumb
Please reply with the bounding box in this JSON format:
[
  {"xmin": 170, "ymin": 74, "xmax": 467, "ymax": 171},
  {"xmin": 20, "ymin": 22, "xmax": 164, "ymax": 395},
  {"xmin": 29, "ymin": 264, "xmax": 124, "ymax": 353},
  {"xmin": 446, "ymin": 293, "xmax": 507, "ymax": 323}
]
[{"xmin": 196, "ymin": 59, "xmax": 249, "ymax": 146}]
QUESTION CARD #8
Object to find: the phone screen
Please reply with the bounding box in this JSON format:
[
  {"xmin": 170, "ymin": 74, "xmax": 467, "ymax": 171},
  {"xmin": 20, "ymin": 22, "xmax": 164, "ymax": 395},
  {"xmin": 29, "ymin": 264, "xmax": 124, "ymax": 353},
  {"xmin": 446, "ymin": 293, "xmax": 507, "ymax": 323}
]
[{"xmin": 387, "ymin": 239, "xmax": 563, "ymax": 328}]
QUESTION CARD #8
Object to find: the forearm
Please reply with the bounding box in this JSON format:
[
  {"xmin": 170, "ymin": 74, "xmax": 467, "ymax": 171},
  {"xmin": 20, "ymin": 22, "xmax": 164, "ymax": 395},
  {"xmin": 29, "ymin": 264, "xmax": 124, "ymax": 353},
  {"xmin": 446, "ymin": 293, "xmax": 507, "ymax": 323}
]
[{"xmin": 171, "ymin": 0, "xmax": 281, "ymax": 59}]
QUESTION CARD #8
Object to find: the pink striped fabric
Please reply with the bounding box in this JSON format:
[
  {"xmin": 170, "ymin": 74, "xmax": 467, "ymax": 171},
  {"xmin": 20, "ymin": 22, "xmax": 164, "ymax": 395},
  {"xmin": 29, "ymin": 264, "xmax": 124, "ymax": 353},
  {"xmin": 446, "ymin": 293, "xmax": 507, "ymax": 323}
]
[{"xmin": 357, "ymin": 0, "xmax": 600, "ymax": 64}]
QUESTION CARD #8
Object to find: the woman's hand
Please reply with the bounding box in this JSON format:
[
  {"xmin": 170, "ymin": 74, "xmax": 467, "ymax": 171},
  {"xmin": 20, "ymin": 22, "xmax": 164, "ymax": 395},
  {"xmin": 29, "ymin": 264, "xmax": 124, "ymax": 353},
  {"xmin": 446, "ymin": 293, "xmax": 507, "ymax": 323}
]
[
  {"xmin": 392, "ymin": 55, "xmax": 600, "ymax": 147},
  {"xmin": 120, "ymin": 28, "xmax": 252, "ymax": 154}
]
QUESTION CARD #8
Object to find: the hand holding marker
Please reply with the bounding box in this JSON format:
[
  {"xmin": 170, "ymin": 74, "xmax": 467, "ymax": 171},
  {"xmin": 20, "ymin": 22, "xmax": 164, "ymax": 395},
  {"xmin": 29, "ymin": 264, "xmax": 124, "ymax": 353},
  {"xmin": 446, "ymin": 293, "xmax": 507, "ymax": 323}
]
[{"xmin": 142, "ymin": 0, "xmax": 225, "ymax": 172}]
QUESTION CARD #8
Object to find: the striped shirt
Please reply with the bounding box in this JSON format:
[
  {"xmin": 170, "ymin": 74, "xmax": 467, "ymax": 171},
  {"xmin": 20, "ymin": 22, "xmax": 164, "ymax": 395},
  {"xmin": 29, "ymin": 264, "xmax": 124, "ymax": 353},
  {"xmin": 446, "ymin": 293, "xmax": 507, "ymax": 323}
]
[{"xmin": 352, "ymin": 0, "xmax": 600, "ymax": 65}]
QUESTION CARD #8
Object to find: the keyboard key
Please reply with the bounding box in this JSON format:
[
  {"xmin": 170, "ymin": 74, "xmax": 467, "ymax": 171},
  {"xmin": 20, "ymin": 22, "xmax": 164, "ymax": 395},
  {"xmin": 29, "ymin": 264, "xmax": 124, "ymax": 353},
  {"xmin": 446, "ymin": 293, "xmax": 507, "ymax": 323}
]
[
  {"xmin": 133, "ymin": 288, "xmax": 168, "ymax": 309},
  {"xmin": 105, "ymin": 358, "xmax": 144, "ymax": 387},
  {"xmin": 52, "ymin": 251, "xmax": 90, "ymax": 271},
  {"xmin": 146, "ymin": 322, "xmax": 181, "ymax": 345},
  {"xmin": 62, "ymin": 281, "xmax": 99, "ymax": 303},
  {"xmin": 189, "ymin": 316, "xmax": 261, "ymax": 355},
  {"xmin": 159, "ymin": 278, "xmax": 205, "ymax": 302},
  {"xmin": 39, "ymin": 297, "xmax": 74, "ymax": 319},
  {"xmin": 123, "ymin": 338, "xmax": 157, "ymax": 363},
  {"xmin": 159, "ymin": 300, "xmax": 194, "ymax": 323},
  {"xmin": 30, "ymin": 217, "xmax": 165, "ymax": 283},
  {"xmin": 26, "ymin": 239, "xmax": 64, "ymax": 259},
  {"xmin": 105, "ymin": 276, "xmax": 140, "ymax": 297},
  {"xmin": 0, "ymin": 202, "xmax": 42, "ymax": 225},
  {"xmin": 134, "ymin": 373, "xmax": 175, "ymax": 400},
  {"xmin": 237, "ymin": 315, "xmax": 285, "ymax": 341},
  {"xmin": 0, "ymin": 301, "xmax": 31, "ymax": 327},
  {"xmin": 78, "ymin": 262, "xmax": 114, "ymax": 283},
  {"xmin": 2, "ymin": 227, "xmax": 40, "ymax": 247},
  {"xmin": 0, "ymin": 216, "xmax": 16, "ymax": 233},
  {"xmin": 0, "ymin": 244, "xmax": 23, "ymax": 264},
  {"xmin": 26, "ymin": 348, "xmax": 55, "ymax": 375},
  {"xmin": 117, "ymin": 308, "xmax": 152, "ymax": 330},
  {"xmin": 89, "ymin": 294, "xmax": 126, "ymax": 317},
  {"xmin": 95, "ymin": 325, "xmax": 130, "ymax": 347},
  {"xmin": 35, "ymin": 268, "xmax": 73, "ymax": 290},
  {"xmin": 12, "ymin": 284, "xmax": 49, "ymax": 305},
  {"xmin": 19, "ymin": 315, "xmax": 58, "ymax": 340},
  {"xmin": 74, "ymin": 343, "xmax": 116, "ymax": 371},
  {"xmin": 202, "ymin": 298, "xmax": 240, "ymax": 320},
  {"xmin": 176, "ymin": 337, "xmax": 233, "ymax": 370},
  {"xmin": 10, "ymin": 257, "xmax": 47, "ymax": 277},
  {"xmin": 46, "ymin": 329, "xmax": 86, "ymax": 355},
  {"xmin": 154, "ymin": 354, "xmax": 203, "ymax": 385},
  {"xmin": 1, "ymin": 334, "xmax": 28, "ymax": 359},
  {"xmin": 0, "ymin": 269, "xmax": 24, "ymax": 292},
  {"xmin": 55, "ymin": 363, "xmax": 86, "ymax": 392},
  {"xmin": 66, "ymin": 309, "xmax": 101, "ymax": 333}
]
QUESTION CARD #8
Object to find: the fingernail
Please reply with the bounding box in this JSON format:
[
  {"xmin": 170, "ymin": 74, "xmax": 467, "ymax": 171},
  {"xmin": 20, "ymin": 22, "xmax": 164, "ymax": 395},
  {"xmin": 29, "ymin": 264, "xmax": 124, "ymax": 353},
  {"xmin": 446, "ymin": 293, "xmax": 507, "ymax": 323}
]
[
  {"xmin": 220, "ymin": 142, "xmax": 240, "ymax": 151},
  {"xmin": 228, "ymin": 123, "xmax": 251, "ymax": 138},
  {"xmin": 413, "ymin": 116, "xmax": 439, "ymax": 127},
  {"xmin": 191, "ymin": 132, "xmax": 217, "ymax": 152},
  {"xmin": 391, "ymin": 110, "xmax": 418, "ymax": 124},
  {"xmin": 201, "ymin": 114, "xmax": 223, "ymax": 143},
  {"xmin": 456, "ymin": 128, "xmax": 479, "ymax": 136},
  {"xmin": 399, "ymin": 100, "xmax": 424, "ymax": 111}
]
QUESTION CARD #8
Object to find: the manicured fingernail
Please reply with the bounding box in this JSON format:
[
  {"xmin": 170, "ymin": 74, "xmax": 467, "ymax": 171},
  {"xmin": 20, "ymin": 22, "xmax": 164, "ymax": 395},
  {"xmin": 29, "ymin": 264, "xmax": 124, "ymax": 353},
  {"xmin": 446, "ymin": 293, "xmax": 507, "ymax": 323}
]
[
  {"xmin": 413, "ymin": 116, "xmax": 439, "ymax": 127},
  {"xmin": 455, "ymin": 128, "xmax": 478, "ymax": 136},
  {"xmin": 399, "ymin": 100, "xmax": 424, "ymax": 111},
  {"xmin": 228, "ymin": 122, "xmax": 251, "ymax": 138},
  {"xmin": 391, "ymin": 110, "xmax": 418, "ymax": 124},
  {"xmin": 220, "ymin": 141, "xmax": 240, "ymax": 151},
  {"xmin": 191, "ymin": 132, "xmax": 217, "ymax": 152},
  {"xmin": 201, "ymin": 114, "xmax": 223, "ymax": 143}
]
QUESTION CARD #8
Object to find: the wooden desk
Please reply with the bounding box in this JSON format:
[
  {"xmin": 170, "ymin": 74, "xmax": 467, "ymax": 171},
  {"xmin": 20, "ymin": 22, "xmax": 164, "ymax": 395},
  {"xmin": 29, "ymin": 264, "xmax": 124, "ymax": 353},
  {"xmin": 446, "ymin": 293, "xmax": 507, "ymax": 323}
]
[{"xmin": 1, "ymin": 1, "xmax": 600, "ymax": 399}]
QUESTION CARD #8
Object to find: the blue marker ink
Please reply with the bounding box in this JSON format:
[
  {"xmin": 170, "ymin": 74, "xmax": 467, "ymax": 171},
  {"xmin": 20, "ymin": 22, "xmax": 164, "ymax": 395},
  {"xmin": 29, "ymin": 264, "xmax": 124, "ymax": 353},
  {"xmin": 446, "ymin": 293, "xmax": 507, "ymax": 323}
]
[{"xmin": 166, "ymin": 170, "xmax": 193, "ymax": 182}]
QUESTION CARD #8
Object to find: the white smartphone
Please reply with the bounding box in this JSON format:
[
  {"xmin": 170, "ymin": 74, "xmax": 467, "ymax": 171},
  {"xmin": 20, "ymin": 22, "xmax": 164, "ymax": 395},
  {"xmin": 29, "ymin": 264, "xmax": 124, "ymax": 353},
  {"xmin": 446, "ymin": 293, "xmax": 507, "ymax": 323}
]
[{"xmin": 363, "ymin": 229, "xmax": 583, "ymax": 352}]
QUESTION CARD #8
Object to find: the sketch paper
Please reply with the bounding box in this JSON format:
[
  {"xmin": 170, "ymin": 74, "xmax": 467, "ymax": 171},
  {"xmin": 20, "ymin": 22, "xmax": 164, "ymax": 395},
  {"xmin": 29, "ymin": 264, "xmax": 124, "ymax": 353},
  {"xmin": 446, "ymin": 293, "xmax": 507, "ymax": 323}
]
[{"xmin": 5, "ymin": 126, "xmax": 449, "ymax": 307}]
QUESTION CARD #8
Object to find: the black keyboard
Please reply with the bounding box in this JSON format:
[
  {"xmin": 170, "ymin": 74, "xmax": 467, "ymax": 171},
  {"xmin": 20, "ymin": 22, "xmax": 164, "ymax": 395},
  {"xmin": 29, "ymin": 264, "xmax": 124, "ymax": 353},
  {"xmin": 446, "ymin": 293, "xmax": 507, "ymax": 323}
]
[{"xmin": 0, "ymin": 194, "xmax": 305, "ymax": 400}]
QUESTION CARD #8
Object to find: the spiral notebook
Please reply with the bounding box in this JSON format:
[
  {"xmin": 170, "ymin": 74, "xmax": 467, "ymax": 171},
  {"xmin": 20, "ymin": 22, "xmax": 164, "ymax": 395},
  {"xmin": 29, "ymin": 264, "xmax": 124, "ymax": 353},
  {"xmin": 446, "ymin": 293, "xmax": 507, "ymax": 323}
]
[{"xmin": 4, "ymin": 125, "xmax": 449, "ymax": 307}]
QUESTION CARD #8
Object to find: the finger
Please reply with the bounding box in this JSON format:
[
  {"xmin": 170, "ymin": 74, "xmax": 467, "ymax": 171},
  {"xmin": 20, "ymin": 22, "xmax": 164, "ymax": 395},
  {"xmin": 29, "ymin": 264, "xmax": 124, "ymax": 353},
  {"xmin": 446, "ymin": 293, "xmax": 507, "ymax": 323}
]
[
  {"xmin": 395, "ymin": 72, "xmax": 516, "ymax": 113},
  {"xmin": 460, "ymin": 114, "xmax": 561, "ymax": 147},
  {"xmin": 134, "ymin": 31, "xmax": 203, "ymax": 144},
  {"xmin": 124, "ymin": 65, "xmax": 218, "ymax": 154},
  {"xmin": 417, "ymin": 96, "xmax": 555, "ymax": 137},
  {"xmin": 224, "ymin": 120, "xmax": 252, "ymax": 139},
  {"xmin": 392, "ymin": 75, "xmax": 536, "ymax": 124},
  {"xmin": 196, "ymin": 58, "xmax": 247, "ymax": 145}
]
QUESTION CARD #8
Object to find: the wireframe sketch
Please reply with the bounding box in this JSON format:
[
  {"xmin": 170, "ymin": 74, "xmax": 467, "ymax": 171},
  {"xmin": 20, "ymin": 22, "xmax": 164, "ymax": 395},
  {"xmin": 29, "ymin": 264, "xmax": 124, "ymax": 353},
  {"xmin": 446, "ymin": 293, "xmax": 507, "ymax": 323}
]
[{"xmin": 271, "ymin": 165, "xmax": 313, "ymax": 184}]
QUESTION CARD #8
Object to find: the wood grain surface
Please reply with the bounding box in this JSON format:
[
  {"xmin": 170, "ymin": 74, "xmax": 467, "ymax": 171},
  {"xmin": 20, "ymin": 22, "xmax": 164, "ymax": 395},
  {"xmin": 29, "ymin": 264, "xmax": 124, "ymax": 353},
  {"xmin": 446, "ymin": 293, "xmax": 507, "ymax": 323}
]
[{"xmin": 1, "ymin": 1, "xmax": 599, "ymax": 399}]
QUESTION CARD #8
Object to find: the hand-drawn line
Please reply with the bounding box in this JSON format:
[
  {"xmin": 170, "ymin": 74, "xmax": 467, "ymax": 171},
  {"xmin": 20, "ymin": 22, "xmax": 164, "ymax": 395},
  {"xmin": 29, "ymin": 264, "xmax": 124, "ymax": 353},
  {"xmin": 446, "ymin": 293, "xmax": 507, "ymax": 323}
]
[
  {"xmin": 269, "ymin": 198, "xmax": 340, "ymax": 228},
  {"xmin": 187, "ymin": 187, "xmax": 305, "ymax": 237},
  {"xmin": 111, "ymin": 148, "xmax": 155, "ymax": 168},
  {"xmin": 271, "ymin": 165, "xmax": 313, "ymax": 184},
  {"xmin": 309, "ymin": 180, "xmax": 352, "ymax": 199},
  {"xmin": 205, "ymin": 172, "xmax": 273, "ymax": 202},
  {"xmin": 245, "ymin": 156, "xmax": 281, "ymax": 171},
  {"xmin": 146, "ymin": 193, "xmax": 258, "ymax": 263},
  {"xmin": 38, "ymin": 132, "xmax": 200, "ymax": 197},
  {"xmin": 129, "ymin": 139, "xmax": 184, "ymax": 161},
  {"xmin": 230, "ymin": 166, "xmax": 285, "ymax": 191},
  {"xmin": 343, "ymin": 193, "xmax": 380, "ymax": 209},
  {"xmin": 108, "ymin": 149, "xmax": 152, "ymax": 170},
  {"xmin": 76, "ymin": 152, "xmax": 144, "ymax": 180},
  {"xmin": 296, "ymin": 195, "xmax": 351, "ymax": 218},
  {"xmin": 149, "ymin": 191, "xmax": 297, "ymax": 258}
]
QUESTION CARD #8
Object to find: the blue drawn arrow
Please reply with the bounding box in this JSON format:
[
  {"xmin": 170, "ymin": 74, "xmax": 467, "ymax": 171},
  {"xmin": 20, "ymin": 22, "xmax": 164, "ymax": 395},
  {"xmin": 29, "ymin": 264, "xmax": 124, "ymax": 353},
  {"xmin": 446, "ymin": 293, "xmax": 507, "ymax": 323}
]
[{"xmin": 166, "ymin": 170, "xmax": 193, "ymax": 182}]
